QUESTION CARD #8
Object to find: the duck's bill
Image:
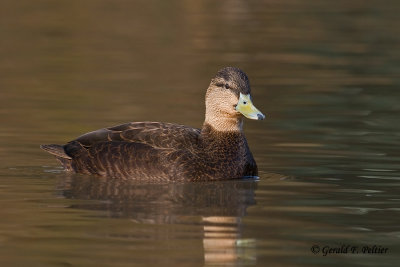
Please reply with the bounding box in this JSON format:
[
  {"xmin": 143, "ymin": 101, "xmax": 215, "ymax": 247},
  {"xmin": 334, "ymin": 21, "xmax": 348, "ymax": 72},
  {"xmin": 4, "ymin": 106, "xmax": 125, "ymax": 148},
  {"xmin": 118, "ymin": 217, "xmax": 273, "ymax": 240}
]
[{"xmin": 235, "ymin": 93, "xmax": 265, "ymax": 120}]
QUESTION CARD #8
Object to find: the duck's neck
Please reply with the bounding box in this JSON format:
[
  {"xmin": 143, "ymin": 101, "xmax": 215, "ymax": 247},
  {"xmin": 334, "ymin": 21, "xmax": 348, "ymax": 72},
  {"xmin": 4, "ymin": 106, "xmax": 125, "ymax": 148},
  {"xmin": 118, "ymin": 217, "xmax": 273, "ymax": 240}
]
[
  {"xmin": 203, "ymin": 113, "xmax": 243, "ymax": 133},
  {"xmin": 200, "ymin": 122, "xmax": 245, "ymax": 147}
]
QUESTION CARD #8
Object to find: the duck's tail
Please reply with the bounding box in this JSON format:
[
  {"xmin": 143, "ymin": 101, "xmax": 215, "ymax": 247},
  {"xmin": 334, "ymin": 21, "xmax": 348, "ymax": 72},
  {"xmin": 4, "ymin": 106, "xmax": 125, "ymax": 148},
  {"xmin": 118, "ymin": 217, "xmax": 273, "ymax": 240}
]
[
  {"xmin": 40, "ymin": 144, "xmax": 74, "ymax": 171},
  {"xmin": 40, "ymin": 144, "xmax": 71, "ymax": 159}
]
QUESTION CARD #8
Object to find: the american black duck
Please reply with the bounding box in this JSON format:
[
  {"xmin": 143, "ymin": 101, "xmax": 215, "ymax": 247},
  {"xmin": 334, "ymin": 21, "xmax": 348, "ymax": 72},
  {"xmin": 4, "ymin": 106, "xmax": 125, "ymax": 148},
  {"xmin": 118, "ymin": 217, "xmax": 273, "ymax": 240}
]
[{"xmin": 41, "ymin": 67, "xmax": 265, "ymax": 181}]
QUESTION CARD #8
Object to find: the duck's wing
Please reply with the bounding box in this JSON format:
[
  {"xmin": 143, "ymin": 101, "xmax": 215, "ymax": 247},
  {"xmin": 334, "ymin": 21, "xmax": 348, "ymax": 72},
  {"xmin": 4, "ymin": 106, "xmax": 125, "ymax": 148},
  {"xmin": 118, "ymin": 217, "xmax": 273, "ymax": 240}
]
[
  {"xmin": 73, "ymin": 121, "xmax": 201, "ymax": 150},
  {"xmin": 52, "ymin": 122, "xmax": 201, "ymax": 179},
  {"xmin": 63, "ymin": 140, "xmax": 181, "ymax": 180}
]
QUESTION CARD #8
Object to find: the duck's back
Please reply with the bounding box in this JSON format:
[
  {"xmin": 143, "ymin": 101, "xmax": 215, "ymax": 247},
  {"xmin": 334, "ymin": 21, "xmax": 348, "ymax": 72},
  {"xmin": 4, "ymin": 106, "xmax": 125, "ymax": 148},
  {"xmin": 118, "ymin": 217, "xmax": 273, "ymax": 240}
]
[
  {"xmin": 75, "ymin": 122, "xmax": 201, "ymax": 150},
  {"xmin": 41, "ymin": 122, "xmax": 201, "ymax": 180}
]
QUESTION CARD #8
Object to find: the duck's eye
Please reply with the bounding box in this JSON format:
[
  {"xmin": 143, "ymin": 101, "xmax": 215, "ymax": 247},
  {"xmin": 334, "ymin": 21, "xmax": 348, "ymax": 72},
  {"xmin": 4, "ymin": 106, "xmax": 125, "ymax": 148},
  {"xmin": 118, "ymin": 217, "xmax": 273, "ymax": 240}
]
[
  {"xmin": 225, "ymin": 84, "xmax": 230, "ymax": 89},
  {"xmin": 243, "ymin": 101, "xmax": 247, "ymax": 105}
]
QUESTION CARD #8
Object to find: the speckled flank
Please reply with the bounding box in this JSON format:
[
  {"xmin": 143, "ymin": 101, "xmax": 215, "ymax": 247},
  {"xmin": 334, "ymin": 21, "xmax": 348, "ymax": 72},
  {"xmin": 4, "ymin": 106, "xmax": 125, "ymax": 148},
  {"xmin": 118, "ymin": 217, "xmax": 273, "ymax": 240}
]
[{"xmin": 40, "ymin": 67, "xmax": 261, "ymax": 181}]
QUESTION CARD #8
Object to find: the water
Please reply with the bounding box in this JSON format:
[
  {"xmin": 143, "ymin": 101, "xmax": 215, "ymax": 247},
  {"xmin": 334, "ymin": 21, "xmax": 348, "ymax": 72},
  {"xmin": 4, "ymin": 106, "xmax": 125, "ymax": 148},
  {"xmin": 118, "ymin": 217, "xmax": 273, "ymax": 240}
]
[{"xmin": 1, "ymin": 0, "xmax": 400, "ymax": 266}]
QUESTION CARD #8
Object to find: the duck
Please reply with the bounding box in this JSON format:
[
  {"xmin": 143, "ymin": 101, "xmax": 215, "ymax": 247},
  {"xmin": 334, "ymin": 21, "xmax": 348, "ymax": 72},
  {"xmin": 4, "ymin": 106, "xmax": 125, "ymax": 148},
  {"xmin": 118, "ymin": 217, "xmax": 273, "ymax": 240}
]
[{"xmin": 41, "ymin": 67, "xmax": 265, "ymax": 181}]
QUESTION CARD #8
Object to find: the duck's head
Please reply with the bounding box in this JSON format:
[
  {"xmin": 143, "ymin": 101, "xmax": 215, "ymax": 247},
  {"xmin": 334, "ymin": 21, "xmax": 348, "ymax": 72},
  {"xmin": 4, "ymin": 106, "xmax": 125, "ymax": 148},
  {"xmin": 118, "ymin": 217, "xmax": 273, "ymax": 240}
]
[{"xmin": 204, "ymin": 67, "xmax": 265, "ymax": 131}]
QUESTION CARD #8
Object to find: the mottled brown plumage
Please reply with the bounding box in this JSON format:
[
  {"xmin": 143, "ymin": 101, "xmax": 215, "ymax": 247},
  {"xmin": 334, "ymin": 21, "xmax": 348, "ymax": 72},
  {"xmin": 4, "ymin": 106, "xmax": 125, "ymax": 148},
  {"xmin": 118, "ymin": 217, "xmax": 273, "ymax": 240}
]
[{"xmin": 41, "ymin": 67, "xmax": 265, "ymax": 181}]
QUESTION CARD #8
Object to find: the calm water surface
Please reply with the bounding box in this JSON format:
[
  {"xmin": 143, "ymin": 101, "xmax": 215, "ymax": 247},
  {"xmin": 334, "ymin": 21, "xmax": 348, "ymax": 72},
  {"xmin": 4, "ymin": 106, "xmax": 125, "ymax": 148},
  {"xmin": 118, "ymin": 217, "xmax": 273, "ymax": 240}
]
[{"xmin": 1, "ymin": 0, "xmax": 399, "ymax": 266}]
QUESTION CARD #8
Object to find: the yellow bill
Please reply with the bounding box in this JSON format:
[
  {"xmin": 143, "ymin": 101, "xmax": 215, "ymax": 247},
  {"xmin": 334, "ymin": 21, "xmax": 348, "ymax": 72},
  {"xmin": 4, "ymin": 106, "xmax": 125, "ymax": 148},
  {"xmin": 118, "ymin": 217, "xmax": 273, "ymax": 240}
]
[{"xmin": 235, "ymin": 93, "xmax": 265, "ymax": 120}]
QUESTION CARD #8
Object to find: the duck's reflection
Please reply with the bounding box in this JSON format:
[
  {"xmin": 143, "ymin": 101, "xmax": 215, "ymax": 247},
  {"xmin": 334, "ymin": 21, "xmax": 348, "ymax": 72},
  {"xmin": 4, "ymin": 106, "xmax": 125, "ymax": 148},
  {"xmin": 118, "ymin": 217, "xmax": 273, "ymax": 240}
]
[
  {"xmin": 59, "ymin": 175, "xmax": 258, "ymax": 265},
  {"xmin": 202, "ymin": 216, "xmax": 256, "ymax": 264}
]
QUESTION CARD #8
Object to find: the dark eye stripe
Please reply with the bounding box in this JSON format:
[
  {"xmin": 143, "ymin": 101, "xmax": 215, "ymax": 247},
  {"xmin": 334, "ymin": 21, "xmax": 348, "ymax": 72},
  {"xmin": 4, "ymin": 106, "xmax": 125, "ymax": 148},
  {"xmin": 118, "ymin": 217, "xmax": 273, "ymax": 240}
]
[{"xmin": 215, "ymin": 82, "xmax": 231, "ymax": 89}]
